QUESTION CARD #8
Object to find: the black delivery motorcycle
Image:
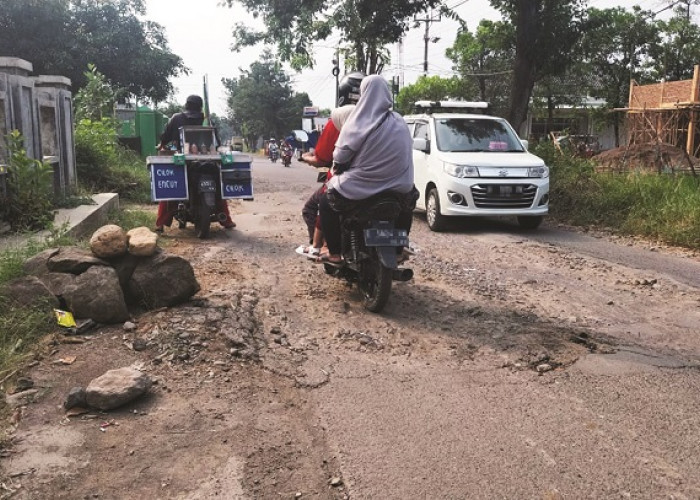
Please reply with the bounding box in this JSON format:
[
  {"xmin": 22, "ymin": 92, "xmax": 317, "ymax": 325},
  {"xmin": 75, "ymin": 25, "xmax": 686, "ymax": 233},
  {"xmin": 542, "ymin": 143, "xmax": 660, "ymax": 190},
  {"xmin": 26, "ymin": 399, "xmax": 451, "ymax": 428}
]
[
  {"xmin": 148, "ymin": 126, "xmax": 254, "ymax": 239},
  {"xmin": 174, "ymin": 158, "xmax": 222, "ymax": 239},
  {"xmin": 323, "ymin": 192, "xmax": 413, "ymax": 313}
]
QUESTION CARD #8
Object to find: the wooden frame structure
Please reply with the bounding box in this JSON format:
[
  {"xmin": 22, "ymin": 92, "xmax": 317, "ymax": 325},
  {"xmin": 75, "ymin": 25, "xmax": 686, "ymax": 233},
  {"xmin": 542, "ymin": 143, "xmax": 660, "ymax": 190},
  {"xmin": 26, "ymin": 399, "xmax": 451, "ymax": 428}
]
[{"xmin": 623, "ymin": 65, "xmax": 700, "ymax": 158}]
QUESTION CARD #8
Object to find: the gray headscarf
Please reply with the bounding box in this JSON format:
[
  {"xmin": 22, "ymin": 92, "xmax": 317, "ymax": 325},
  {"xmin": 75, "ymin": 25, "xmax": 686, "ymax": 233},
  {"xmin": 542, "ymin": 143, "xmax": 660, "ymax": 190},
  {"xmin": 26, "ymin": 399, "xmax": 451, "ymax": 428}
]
[{"xmin": 328, "ymin": 75, "xmax": 414, "ymax": 200}]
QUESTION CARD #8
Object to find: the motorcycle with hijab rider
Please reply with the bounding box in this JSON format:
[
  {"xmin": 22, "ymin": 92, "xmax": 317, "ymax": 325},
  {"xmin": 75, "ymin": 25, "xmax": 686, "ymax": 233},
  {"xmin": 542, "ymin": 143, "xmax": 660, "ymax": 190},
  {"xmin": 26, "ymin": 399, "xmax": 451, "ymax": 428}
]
[{"xmin": 316, "ymin": 74, "xmax": 419, "ymax": 312}]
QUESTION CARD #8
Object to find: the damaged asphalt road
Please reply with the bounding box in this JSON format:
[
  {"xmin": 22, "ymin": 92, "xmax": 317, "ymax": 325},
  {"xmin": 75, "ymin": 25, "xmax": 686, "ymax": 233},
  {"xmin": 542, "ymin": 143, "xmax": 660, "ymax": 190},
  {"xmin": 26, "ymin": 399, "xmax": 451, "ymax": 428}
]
[{"xmin": 4, "ymin": 157, "xmax": 700, "ymax": 499}]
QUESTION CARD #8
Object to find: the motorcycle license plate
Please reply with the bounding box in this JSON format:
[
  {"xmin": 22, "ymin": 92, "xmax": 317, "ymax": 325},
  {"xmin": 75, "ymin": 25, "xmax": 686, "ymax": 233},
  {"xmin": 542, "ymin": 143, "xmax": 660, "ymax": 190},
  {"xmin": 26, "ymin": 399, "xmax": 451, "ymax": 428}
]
[
  {"xmin": 199, "ymin": 179, "xmax": 216, "ymax": 193},
  {"xmin": 364, "ymin": 228, "xmax": 409, "ymax": 247}
]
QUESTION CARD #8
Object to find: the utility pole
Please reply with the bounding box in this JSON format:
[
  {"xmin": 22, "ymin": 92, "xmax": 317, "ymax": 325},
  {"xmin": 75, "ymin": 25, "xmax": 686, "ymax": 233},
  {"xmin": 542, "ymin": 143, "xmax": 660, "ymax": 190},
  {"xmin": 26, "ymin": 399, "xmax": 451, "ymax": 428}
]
[
  {"xmin": 332, "ymin": 47, "xmax": 340, "ymax": 106},
  {"xmin": 398, "ymin": 37, "xmax": 404, "ymax": 88},
  {"xmin": 415, "ymin": 8, "xmax": 441, "ymax": 76}
]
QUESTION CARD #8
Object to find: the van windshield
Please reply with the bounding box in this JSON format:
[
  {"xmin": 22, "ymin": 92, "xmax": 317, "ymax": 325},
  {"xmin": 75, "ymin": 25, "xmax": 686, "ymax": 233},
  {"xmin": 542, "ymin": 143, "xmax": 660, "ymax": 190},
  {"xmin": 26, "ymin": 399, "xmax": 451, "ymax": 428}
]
[{"xmin": 434, "ymin": 118, "xmax": 524, "ymax": 153}]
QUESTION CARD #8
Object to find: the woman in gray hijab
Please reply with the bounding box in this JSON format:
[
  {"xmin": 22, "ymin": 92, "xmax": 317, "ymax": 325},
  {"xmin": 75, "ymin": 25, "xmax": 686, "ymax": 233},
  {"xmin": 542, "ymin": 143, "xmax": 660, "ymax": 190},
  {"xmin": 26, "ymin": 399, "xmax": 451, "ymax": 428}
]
[{"xmin": 319, "ymin": 75, "xmax": 418, "ymax": 264}]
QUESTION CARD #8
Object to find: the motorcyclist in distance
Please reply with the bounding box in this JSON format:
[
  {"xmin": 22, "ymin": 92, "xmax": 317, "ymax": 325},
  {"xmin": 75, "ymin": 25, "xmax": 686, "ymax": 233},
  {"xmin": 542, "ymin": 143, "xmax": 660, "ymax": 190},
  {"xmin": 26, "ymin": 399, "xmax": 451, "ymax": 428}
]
[{"xmin": 268, "ymin": 138, "xmax": 279, "ymax": 161}]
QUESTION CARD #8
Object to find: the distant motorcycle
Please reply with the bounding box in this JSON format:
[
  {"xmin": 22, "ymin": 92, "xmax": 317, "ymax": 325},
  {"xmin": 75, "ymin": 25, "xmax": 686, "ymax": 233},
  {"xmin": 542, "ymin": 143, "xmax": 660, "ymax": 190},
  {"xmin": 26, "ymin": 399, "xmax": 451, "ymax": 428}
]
[
  {"xmin": 269, "ymin": 144, "xmax": 279, "ymax": 163},
  {"xmin": 281, "ymin": 145, "xmax": 293, "ymax": 167}
]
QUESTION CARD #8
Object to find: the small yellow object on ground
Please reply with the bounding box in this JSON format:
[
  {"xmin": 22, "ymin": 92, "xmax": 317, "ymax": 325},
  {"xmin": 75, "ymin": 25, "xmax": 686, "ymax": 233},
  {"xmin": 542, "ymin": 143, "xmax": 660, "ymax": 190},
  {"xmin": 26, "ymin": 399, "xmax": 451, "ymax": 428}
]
[{"xmin": 54, "ymin": 309, "xmax": 77, "ymax": 328}]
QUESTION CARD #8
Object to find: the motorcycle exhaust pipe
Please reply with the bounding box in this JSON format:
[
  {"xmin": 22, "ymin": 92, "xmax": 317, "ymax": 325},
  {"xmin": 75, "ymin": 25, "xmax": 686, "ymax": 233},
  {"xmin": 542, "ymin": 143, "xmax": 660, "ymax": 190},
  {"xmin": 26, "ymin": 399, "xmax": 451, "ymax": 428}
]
[
  {"xmin": 217, "ymin": 212, "xmax": 228, "ymax": 223},
  {"xmin": 392, "ymin": 268, "xmax": 413, "ymax": 282}
]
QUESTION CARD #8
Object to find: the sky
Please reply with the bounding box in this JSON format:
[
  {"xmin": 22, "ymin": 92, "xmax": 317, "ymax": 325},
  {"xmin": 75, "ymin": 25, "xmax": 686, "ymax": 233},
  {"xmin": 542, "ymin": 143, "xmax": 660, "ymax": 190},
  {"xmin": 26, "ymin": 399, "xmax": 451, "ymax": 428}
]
[{"xmin": 144, "ymin": 0, "xmax": 680, "ymax": 116}]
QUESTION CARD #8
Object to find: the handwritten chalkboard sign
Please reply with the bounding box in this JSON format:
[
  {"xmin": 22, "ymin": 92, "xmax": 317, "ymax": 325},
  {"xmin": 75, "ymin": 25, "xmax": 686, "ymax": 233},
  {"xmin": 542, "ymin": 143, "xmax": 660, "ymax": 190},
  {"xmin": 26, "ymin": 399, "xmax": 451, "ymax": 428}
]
[{"xmin": 149, "ymin": 161, "xmax": 188, "ymax": 201}]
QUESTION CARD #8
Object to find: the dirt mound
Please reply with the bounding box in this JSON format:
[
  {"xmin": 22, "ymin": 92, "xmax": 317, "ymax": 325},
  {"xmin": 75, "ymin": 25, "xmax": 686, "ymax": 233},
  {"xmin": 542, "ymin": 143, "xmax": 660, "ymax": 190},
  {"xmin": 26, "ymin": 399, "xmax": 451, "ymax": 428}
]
[{"xmin": 593, "ymin": 143, "xmax": 699, "ymax": 174}]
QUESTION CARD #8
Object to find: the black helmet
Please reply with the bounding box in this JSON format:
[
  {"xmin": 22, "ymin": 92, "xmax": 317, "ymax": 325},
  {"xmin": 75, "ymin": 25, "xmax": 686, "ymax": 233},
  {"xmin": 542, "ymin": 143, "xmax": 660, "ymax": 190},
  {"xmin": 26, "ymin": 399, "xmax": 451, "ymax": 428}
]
[
  {"xmin": 337, "ymin": 72, "xmax": 365, "ymax": 106},
  {"xmin": 185, "ymin": 95, "xmax": 203, "ymax": 111}
]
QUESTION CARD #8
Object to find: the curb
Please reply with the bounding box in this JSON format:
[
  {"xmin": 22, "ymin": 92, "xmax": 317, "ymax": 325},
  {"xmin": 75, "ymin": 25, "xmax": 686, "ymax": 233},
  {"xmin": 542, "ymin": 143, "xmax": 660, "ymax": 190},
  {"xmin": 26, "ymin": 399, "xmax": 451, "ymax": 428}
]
[
  {"xmin": 54, "ymin": 193, "xmax": 120, "ymax": 239},
  {"xmin": 0, "ymin": 193, "xmax": 119, "ymax": 250}
]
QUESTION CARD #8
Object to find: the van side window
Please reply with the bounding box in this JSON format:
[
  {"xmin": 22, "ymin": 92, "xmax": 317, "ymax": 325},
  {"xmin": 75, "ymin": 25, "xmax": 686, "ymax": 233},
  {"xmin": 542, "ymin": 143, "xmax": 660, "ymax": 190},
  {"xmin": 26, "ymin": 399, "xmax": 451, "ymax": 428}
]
[{"xmin": 414, "ymin": 122, "xmax": 429, "ymax": 141}]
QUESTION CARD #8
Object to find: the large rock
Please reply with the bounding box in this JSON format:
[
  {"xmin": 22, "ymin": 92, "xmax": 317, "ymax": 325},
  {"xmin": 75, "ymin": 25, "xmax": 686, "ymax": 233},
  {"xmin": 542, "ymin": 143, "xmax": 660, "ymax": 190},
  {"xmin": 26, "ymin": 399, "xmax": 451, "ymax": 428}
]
[
  {"xmin": 110, "ymin": 253, "xmax": 141, "ymax": 298},
  {"xmin": 85, "ymin": 368, "xmax": 151, "ymax": 410},
  {"xmin": 63, "ymin": 266, "xmax": 129, "ymax": 323},
  {"xmin": 39, "ymin": 272, "xmax": 77, "ymax": 298},
  {"xmin": 64, "ymin": 386, "xmax": 87, "ymax": 410},
  {"xmin": 0, "ymin": 276, "xmax": 59, "ymax": 308},
  {"xmin": 128, "ymin": 253, "xmax": 200, "ymax": 309},
  {"xmin": 46, "ymin": 247, "xmax": 110, "ymax": 274},
  {"xmin": 90, "ymin": 225, "xmax": 128, "ymax": 259},
  {"xmin": 22, "ymin": 248, "xmax": 60, "ymax": 276},
  {"xmin": 127, "ymin": 227, "xmax": 158, "ymax": 257}
]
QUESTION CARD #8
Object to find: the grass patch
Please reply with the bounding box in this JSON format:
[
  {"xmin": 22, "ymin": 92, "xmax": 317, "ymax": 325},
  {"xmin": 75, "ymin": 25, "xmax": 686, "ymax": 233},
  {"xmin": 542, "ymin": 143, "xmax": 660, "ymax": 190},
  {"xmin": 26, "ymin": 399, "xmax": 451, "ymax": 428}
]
[
  {"xmin": 534, "ymin": 142, "xmax": 700, "ymax": 249},
  {"xmin": 0, "ymin": 227, "xmax": 77, "ymax": 388},
  {"xmin": 0, "ymin": 229, "xmax": 76, "ymax": 286},
  {"xmin": 0, "ymin": 297, "xmax": 55, "ymax": 380},
  {"xmin": 106, "ymin": 205, "xmax": 156, "ymax": 231}
]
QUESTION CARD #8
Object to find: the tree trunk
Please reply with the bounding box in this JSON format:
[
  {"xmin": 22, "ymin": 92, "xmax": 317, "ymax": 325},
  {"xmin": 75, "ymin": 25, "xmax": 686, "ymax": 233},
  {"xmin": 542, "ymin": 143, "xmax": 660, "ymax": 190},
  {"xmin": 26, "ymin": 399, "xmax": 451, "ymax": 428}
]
[
  {"xmin": 508, "ymin": 0, "xmax": 539, "ymax": 136},
  {"xmin": 355, "ymin": 42, "xmax": 366, "ymax": 73}
]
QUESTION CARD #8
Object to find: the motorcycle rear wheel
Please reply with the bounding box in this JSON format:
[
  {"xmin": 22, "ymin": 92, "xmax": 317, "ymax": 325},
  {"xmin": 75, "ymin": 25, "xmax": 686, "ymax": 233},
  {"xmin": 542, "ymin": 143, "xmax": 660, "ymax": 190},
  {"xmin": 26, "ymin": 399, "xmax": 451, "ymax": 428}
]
[
  {"xmin": 358, "ymin": 250, "xmax": 393, "ymax": 312},
  {"xmin": 194, "ymin": 199, "xmax": 211, "ymax": 239}
]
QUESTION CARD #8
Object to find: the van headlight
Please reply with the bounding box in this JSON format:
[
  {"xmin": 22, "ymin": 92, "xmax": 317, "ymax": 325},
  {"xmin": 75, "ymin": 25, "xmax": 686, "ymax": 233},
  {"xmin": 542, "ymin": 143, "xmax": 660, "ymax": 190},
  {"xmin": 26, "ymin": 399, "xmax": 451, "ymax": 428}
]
[
  {"xmin": 444, "ymin": 163, "xmax": 479, "ymax": 178},
  {"xmin": 528, "ymin": 166, "xmax": 549, "ymax": 178}
]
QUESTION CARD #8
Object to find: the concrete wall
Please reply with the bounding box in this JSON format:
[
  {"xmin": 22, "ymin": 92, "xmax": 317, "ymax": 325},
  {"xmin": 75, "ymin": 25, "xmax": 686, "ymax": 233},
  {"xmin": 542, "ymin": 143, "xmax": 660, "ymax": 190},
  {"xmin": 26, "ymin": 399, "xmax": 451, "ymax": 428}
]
[{"xmin": 0, "ymin": 58, "xmax": 76, "ymax": 196}]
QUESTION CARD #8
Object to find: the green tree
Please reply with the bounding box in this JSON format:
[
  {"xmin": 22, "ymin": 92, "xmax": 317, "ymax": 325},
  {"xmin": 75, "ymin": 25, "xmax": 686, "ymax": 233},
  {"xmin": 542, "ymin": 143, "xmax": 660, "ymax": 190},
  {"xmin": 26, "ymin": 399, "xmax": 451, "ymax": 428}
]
[
  {"xmin": 73, "ymin": 65, "xmax": 120, "ymax": 122},
  {"xmin": 223, "ymin": 0, "xmax": 448, "ymax": 74},
  {"xmin": 581, "ymin": 7, "xmax": 660, "ymax": 145},
  {"xmin": 395, "ymin": 76, "xmax": 468, "ymax": 115},
  {"xmin": 158, "ymin": 102, "xmax": 183, "ymax": 118},
  {"xmin": 0, "ymin": 0, "xmax": 186, "ymax": 102},
  {"xmin": 650, "ymin": 3, "xmax": 700, "ymax": 81},
  {"xmin": 224, "ymin": 51, "xmax": 312, "ymax": 148},
  {"xmin": 489, "ymin": 0, "xmax": 587, "ymax": 134},
  {"xmin": 446, "ymin": 19, "xmax": 514, "ymax": 116}
]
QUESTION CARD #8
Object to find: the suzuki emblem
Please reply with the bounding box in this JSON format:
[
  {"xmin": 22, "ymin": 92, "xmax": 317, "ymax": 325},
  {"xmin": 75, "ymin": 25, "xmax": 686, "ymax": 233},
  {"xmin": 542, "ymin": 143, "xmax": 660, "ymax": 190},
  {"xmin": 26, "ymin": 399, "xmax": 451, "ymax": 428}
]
[{"xmin": 498, "ymin": 169, "xmax": 509, "ymax": 177}]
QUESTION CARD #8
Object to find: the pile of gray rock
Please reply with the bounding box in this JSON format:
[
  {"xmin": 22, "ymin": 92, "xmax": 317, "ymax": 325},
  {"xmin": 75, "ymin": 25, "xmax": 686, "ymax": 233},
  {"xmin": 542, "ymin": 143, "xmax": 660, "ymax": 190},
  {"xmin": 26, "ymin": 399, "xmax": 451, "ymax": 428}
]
[{"xmin": 3, "ymin": 224, "xmax": 200, "ymax": 324}]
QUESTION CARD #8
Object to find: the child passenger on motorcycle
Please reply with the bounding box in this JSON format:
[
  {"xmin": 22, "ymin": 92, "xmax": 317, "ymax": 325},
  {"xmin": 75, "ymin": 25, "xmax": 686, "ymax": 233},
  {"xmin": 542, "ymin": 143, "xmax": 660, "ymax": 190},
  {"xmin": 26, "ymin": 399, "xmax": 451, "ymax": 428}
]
[
  {"xmin": 298, "ymin": 104, "xmax": 356, "ymax": 257},
  {"xmin": 297, "ymin": 72, "xmax": 364, "ymax": 258},
  {"xmin": 155, "ymin": 95, "xmax": 236, "ymax": 233},
  {"xmin": 318, "ymin": 75, "xmax": 418, "ymax": 264}
]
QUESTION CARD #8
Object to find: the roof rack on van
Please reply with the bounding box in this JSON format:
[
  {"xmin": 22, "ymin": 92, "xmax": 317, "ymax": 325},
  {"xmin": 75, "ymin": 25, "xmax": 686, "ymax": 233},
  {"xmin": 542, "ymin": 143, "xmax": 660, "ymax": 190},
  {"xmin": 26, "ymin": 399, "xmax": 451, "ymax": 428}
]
[{"xmin": 413, "ymin": 100, "xmax": 491, "ymax": 115}]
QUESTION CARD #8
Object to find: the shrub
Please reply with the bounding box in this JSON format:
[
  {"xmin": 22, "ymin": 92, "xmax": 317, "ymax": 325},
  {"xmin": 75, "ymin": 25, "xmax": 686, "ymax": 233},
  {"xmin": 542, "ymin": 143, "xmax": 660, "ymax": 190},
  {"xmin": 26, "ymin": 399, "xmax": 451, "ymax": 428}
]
[
  {"xmin": 533, "ymin": 142, "xmax": 700, "ymax": 249},
  {"xmin": 73, "ymin": 65, "xmax": 150, "ymax": 203},
  {"xmin": 0, "ymin": 131, "xmax": 55, "ymax": 231},
  {"xmin": 74, "ymin": 117, "xmax": 150, "ymax": 203}
]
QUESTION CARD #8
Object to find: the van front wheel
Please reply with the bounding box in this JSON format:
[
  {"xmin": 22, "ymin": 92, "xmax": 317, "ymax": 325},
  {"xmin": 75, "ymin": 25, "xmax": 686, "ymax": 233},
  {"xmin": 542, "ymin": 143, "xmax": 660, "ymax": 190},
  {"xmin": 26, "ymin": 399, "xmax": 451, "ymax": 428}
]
[{"xmin": 426, "ymin": 188, "xmax": 447, "ymax": 232}]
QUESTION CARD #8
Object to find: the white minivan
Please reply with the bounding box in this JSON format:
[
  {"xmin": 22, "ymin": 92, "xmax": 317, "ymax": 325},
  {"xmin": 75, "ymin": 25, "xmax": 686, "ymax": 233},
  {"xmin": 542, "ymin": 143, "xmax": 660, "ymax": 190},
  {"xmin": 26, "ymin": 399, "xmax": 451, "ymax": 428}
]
[{"xmin": 405, "ymin": 101, "xmax": 549, "ymax": 231}]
